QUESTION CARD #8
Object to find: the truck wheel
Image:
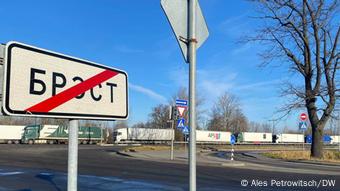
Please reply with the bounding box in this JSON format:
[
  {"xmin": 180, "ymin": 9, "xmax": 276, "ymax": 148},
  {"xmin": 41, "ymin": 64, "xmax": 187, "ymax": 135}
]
[
  {"xmin": 89, "ymin": 141, "xmax": 93, "ymax": 145},
  {"xmin": 48, "ymin": 140, "xmax": 54, "ymax": 144},
  {"xmin": 14, "ymin": 140, "xmax": 20, "ymax": 144},
  {"xmin": 28, "ymin": 140, "xmax": 34, "ymax": 145},
  {"xmin": 7, "ymin": 140, "xmax": 13, "ymax": 144},
  {"xmin": 82, "ymin": 141, "xmax": 88, "ymax": 144}
]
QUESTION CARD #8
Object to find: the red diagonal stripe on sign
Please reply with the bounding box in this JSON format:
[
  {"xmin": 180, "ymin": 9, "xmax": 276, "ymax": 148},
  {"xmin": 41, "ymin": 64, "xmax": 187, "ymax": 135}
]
[{"xmin": 25, "ymin": 70, "xmax": 118, "ymax": 113}]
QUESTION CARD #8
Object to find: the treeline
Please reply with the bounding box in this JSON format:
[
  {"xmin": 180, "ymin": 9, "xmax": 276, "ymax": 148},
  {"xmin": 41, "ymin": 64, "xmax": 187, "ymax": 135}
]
[{"xmin": 129, "ymin": 87, "xmax": 275, "ymax": 140}]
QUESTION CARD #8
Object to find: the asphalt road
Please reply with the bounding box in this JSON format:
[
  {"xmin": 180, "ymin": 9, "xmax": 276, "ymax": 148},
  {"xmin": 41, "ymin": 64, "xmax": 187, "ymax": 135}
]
[
  {"xmin": 0, "ymin": 144, "xmax": 339, "ymax": 191},
  {"xmin": 221, "ymin": 150, "xmax": 340, "ymax": 174}
]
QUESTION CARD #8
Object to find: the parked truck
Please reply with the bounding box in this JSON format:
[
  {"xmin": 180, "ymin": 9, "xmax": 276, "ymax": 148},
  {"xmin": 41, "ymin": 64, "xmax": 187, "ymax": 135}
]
[
  {"xmin": 113, "ymin": 128, "xmax": 174, "ymax": 143},
  {"xmin": 196, "ymin": 130, "xmax": 231, "ymax": 143},
  {"xmin": 237, "ymin": 132, "xmax": 272, "ymax": 143},
  {"xmin": 21, "ymin": 125, "xmax": 102, "ymax": 144},
  {"xmin": 275, "ymin": 133, "xmax": 304, "ymax": 143},
  {"xmin": 331, "ymin": 136, "xmax": 340, "ymax": 145},
  {"xmin": 0, "ymin": 125, "xmax": 26, "ymax": 144}
]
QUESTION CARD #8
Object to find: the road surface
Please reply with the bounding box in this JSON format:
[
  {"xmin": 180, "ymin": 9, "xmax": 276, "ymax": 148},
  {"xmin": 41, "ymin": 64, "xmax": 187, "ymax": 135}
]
[{"xmin": 0, "ymin": 144, "xmax": 338, "ymax": 191}]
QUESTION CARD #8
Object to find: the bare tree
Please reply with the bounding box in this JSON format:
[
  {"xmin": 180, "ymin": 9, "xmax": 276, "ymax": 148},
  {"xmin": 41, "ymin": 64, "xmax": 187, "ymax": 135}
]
[
  {"xmin": 249, "ymin": 0, "xmax": 339, "ymax": 158},
  {"xmin": 248, "ymin": 121, "xmax": 272, "ymax": 133},
  {"xmin": 148, "ymin": 104, "xmax": 170, "ymax": 129},
  {"xmin": 208, "ymin": 92, "xmax": 248, "ymax": 133}
]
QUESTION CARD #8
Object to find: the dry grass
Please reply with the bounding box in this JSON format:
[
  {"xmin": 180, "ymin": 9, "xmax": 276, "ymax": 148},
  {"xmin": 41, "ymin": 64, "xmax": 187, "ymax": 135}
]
[{"xmin": 263, "ymin": 150, "xmax": 340, "ymax": 163}]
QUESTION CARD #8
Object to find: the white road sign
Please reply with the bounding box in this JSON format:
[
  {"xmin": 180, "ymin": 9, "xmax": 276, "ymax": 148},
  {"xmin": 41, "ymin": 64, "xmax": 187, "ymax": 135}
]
[
  {"xmin": 2, "ymin": 41, "xmax": 128, "ymax": 120},
  {"xmin": 161, "ymin": 0, "xmax": 209, "ymax": 62}
]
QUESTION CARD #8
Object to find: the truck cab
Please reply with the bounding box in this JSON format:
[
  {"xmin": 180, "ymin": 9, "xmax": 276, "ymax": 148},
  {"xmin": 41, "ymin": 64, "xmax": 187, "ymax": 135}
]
[
  {"xmin": 21, "ymin": 125, "xmax": 40, "ymax": 144},
  {"xmin": 113, "ymin": 129, "xmax": 125, "ymax": 143}
]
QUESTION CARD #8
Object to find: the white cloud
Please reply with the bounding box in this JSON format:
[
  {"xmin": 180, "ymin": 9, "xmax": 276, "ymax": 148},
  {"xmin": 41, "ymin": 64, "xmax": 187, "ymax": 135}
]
[
  {"xmin": 113, "ymin": 45, "xmax": 144, "ymax": 53},
  {"xmin": 218, "ymin": 13, "xmax": 250, "ymax": 38},
  {"xmin": 235, "ymin": 79, "xmax": 282, "ymax": 91},
  {"xmin": 231, "ymin": 43, "xmax": 253, "ymax": 55},
  {"xmin": 129, "ymin": 83, "xmax": 167, "ymax": 103}
]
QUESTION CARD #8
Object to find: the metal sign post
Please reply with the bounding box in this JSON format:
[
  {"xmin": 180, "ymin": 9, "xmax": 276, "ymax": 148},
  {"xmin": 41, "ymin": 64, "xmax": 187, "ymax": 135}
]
[
  {"xmin": 171, "ymin": 118, "xmax": 175, "ymax": 160},
  {"xmin": 230, "ymin": 135, "xmax": 236, "ymax": 161},
  {"xmin": 161, "ymin": 0, "xmax": 208, "ymax": 190},
  {"xmin": 188, "ymin": 1, "xmax": 197, "ymax": 190},
  {"xmin": 68, "ymin": 119, "xmax": 79, "ymax": 191},
  {"xmin": 299, "ymin": 113, "xmax": 308, "ymax": 151}
]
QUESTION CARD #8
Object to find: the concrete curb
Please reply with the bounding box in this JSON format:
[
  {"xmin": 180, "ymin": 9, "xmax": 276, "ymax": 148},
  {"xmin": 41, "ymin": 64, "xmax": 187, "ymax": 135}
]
[{"xmin": 116, "ymin": 151, "xmax": 133, "ymax": 157}]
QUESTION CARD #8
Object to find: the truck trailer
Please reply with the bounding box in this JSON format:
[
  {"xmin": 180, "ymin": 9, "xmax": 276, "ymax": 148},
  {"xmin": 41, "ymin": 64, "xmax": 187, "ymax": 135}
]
[
  {"xmin": 113, "ymin": 128, "xmax": 174, "ymax": 143},
  {"xmin": 196, "ymin": 130, "xmax": 231, "ymax": 143},
  {"xmin": 275, "ymin": 133, "xmax": 304, "ymax": 143},
  {"xmin": 0, "ymin": 125, "xmax": 26, "ymax": 144},
  {"xmin": 21, "ymin": 125, "xmax": 102, "ymax": 144},
  {"xmin": 237, "ymin": 132, "xmax": 272, "ymax": 143},
  {"xmin": 331, "ymin": 136, "xmax": 340, "ymax": 144}
]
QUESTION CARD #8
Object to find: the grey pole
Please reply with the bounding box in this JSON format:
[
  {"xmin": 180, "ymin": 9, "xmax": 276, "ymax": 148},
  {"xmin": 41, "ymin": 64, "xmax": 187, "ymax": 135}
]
[
  {"xmin": 101, "ymin": 125, "xmax": 103, "ymax": 145},
  {"xmin": 170, "ymin": 120, "xmax": 174, "ymax": 160},
  {"xmin": 302, "ymin": 130, "xmax": 305, "ymax": 151},
  {"xmin": 338, "ymin": 111, "xmax": 340, "ymax": 152},
  {"xmin": 68, "ymin": 119, "xmax": 79, "ymax": 191},
  {"xmin": 188, "ymin": 0, "xmax": 197, "ymax": 190}
]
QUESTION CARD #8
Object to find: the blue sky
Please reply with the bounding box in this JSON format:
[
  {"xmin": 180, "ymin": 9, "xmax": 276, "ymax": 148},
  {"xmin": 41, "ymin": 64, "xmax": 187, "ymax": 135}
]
[{"xmin": 0, "ymin": 0, "xmax": 307, "ymax": 131}]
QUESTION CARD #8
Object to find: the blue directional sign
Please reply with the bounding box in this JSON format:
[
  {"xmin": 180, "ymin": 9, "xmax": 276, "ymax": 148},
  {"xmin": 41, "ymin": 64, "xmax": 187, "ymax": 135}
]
[
  {"xmin": 182, "ymin": 126, "xmax": 189, "ymax": 135},
  {"xmin": 177, "ymin": 118, "xmax": 186, "ymax": 129},
  {"xmin": 176, "ymin": 99, "xmax": 188, "ymax": 106},
  {"xmin": 230, "ymin": 135, "xmax": 236, "ymax": 145},
  {"xmin": 299, "ymin": 121, "xmax": 307, "ymax": 130}
]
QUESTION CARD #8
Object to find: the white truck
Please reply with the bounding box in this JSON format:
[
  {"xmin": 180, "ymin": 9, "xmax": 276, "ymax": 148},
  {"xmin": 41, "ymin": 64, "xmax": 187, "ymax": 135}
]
[
  {"xmin": 237, "ymin": 132, "xmax": 272, "ymax": 143},
  {"xmin": 196, "ymin": 130, "xmax": 231, "ymax": 143},
  {"xmin": 275, "ymin": 133, "xmax": 304, "ymax": 143},
  {"xmin": 113, "ymin": 128, "xmax": 174, "ymax": 143},
  {"xmin": 0, "ymin": 125, "xmax": 26, "ymax": 144},
  {"xmin": 331, "ymin": 136, "xmax": 340, "ymax": 145}
]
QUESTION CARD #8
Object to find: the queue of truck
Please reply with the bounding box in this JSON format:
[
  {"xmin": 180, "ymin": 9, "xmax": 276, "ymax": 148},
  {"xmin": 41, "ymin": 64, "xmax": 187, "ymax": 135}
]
[
  {"xmin": 112, "ymin": 127, "xmax": 340, "ymax": 145},
  {"xmin": 0, "ymin": 125, "xmax": 339, "ymax": 145}
]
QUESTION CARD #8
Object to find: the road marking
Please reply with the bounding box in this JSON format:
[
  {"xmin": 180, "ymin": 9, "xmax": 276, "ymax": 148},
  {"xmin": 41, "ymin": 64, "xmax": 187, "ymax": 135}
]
[{"xmin": 26, "ymin": 70, "xmax": 118, "ymax": 113}]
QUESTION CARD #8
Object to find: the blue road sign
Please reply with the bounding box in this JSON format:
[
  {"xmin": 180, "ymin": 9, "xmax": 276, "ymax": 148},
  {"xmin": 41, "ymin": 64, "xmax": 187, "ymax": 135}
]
[
  {"xmin": 230, "ymin": 135, "xmax": 236, "ymax": 145},
  {"xmin": 299, "ymin": 121, "xmax": 307, "ymax": 130},
  {"xmin": 176, "ymin": 99, "xmax": 188, "ymax": 106},
  {"xmin": 306, "ymin": 135, "xmax": 312, "ymax": 143},
  {"xmin": 182, "ymin": 126, "xmax": 189, "ymax": 135},
  {"xmin": 177, "ymin": 118, "xmax": 185, "ymax": 129}
]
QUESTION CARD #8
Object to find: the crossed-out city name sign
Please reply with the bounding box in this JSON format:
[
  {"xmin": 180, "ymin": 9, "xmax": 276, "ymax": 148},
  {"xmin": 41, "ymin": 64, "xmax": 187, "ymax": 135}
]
[{"xmin": 2, "ymin": 42, "xmax": 128, "ymax": 120}]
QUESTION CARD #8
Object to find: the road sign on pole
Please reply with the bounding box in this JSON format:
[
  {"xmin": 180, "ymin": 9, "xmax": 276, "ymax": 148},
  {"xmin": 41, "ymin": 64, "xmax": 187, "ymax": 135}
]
[
  {"xmin": 230, "ymin": 135, "xmax": 236, "ymax": 145},
  {"xmin": 300, "ymin": 113, "xmax": 308, "ymax": 121},
  {"xmin": 2, "ymin": 42, "xmax": 128, "ymax": 120},
  {"xmin": 162, "ymin": 0, "xmax": 209, "ymax": 190},
  {"xmin": 177, "ymin": 106, "xmax": 186, "ymax": 117},
  {"xmin": 299, "ymin": 121, "xmax": 307, "ymax": 130},
  {"xmin": 161, "ymin": 0, "xmax": 209, "ymax": 63},
  {"xmin": 176, "ymin": 99, "xmax": 188, "ymax": 106},
  {"xmin": 177, "ymin": 118, "xmax": 186, "ymax": 129},
  {"xmin": 182, "ymin": 126, "xmax": 189, "ymax": 135}
]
